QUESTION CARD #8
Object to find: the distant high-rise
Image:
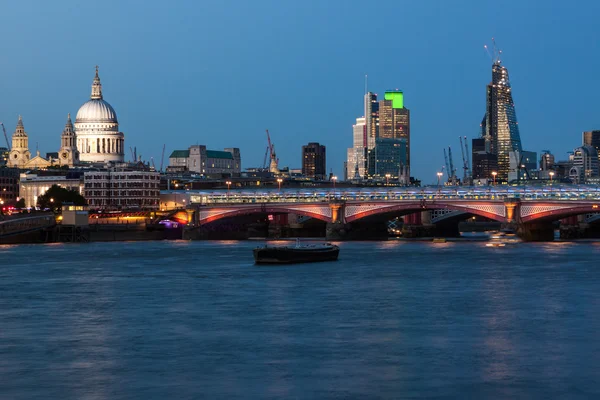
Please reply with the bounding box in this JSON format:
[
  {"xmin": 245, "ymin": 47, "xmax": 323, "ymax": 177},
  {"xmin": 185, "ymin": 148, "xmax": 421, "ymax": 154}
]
[
  {"xmin": 583, "ymin": 131, "xmax": 600, "ymax": 161},
  {"xmin": 481, "ymin": 57, "xmax": 522, "ymax": 182},
  {"xmin": 346, "ymin": 117, "xmax": 367, "ymax": 180},
  {"xmin": 471, "ymin": 137, "xmax": 497, "ymax": 181},
  {"xmin": 302, "ymin": 142, "xmax": 326, "ymax": 179},
  {"xmin": 364, "ymin": 92, "xmax": 379, "ymax": 150},
  {"xmin": 367, "ymin": 138, "xmax": 407, "ymax": 178},
  {"xmin": 379, "ymin": 90, "xmax": 410, "ymax": 168}
]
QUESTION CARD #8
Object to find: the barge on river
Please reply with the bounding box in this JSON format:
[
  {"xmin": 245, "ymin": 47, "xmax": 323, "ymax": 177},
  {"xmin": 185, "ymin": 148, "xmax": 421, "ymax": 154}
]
[{"xmin": 253, "ymin": 241, "xmax": 339, "ymax": 265}]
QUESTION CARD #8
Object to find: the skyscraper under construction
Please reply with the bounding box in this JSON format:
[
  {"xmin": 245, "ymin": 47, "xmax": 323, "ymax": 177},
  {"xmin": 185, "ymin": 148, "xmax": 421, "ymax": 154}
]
[{"xmin": 480, "ymin": 52, "xmax": 523, "ymax": 182}]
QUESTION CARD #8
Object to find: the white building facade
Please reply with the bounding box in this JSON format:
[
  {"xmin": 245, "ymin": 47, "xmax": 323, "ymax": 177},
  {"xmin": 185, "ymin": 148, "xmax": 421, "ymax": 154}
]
[{"xmin": 19, "ymin": 173, "xmax": 84, "ymax": 208}]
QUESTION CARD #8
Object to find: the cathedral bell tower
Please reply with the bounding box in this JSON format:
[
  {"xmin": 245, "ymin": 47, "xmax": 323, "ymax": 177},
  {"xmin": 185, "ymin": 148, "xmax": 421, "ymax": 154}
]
[
  {"xmin": 7, "ymin": 115, "xmax": 31, "ymax": 168},
  {"xmin": 59, "ymin": 113, "xmax": 79, "ymax": 166}
]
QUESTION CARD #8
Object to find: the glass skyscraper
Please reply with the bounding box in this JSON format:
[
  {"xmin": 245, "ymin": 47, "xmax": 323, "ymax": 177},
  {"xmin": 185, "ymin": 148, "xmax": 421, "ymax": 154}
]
[
  {"xmin": 379, "ymin": 90, "xmax": 410, "ymax": 168},
  {"xmin": 482, "ymin": 60, "xmax": 522, "ymax": 182}
]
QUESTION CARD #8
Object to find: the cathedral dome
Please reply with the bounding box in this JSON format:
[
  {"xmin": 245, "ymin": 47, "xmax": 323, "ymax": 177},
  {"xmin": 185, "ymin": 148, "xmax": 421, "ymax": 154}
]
[
  {"xmin": 75, "ymin": 99, "xmax": 118, "ymax": 123},
  {"xmin": 74, "ymin": 66, "xmax": 125, "ymax": 163}
]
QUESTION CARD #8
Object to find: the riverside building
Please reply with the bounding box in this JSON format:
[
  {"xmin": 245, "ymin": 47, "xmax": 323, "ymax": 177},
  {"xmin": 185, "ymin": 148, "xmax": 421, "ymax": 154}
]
[
  {"xmin": 83, "ymin": 167, "xmax": 160, "ymax": 210},
  {"xmin": 168, "ymin": 145, "xmax": 241, "ymax": 177}
]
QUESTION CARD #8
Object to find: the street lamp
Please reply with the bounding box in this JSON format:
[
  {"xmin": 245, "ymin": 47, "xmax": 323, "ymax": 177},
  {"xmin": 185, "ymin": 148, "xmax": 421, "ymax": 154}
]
[
  {"xmin": 226, "ymin": 180, "xmax": 232, "ymax": 199},
  {"xmin": 277, "ymin": 178, "xmax": 283, "ymax": 192},
  {"xmin": 491, "ymin": 171, "xmax": 497, "ymax": 186},
  {"xmin": 436, "ymin": 172, "xmax": 443, "ymax": 187},
  {"xmin": 385, "ymin": 173, "xmax": 391, "ymax": 186},
  {"xmin": 549, "ymin": 171, "xmax": 555, "ymax": 195}
]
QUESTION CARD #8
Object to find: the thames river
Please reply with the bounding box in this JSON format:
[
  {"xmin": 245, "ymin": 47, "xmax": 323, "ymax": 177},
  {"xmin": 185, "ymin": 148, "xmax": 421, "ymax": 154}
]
[{"xmin": 1, "ymin": 240, "xmax": 600, "ymax": 399}]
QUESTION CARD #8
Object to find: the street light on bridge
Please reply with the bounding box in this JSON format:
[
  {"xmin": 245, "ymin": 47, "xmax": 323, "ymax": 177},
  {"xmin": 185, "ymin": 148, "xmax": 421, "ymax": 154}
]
[
  {"xmin": 491, "ymin": 171, "xmax": 497, "ymax": 186},
  {"xmin": 226, "ymin": 181, "xmax": 232, "ymax": 199},
  {"xmin": 436, "ymin": 172, "xmax": 443, "ymax": 187},
  {"xmin": 385, "ymin": 173, "xmax": 391, "ymax": 186},
  {"xmin": 277, "ymin": 178, "xmax": 283, "ymax": 192}
]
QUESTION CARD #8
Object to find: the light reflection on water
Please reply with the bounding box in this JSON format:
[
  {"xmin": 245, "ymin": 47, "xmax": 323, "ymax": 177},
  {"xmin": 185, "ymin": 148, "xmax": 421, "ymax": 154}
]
[{"xmin": 1, "ymin": 240, "xmax": 600, "ymax": 398}]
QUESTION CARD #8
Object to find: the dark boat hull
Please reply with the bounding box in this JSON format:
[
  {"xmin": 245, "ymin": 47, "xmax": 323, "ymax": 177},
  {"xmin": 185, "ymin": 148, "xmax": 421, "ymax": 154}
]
[{"xmin": 253, "ymin": 245, "xmax": 339, "ymax": 264}]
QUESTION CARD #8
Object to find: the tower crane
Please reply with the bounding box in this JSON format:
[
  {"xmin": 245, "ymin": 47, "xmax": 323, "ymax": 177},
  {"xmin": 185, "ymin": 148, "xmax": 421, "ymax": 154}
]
[
  {"xmin": 0, "ymin": 122, "xmax": 9, "ymax": 150},
  {"xmin": 448, "ymin": 146, "xmax": 458, "ymax": 185},
  {"xmin": 265, "ymin": 129, "xmax": 279, "ymax": 174},
  {"xmin": 160, "ymin": 144, "xmax": 166, "ymax": 172},
  {"xmin": 443, "ymin": 148, "xmax": 451, "ymax": 183},
  {"xmin": 459, "ymin": 136, "xmax": 471, "ymax": 185},
  {"xmin": 262, "ymin": 146, "xmax": 270, "ymax": 170}
]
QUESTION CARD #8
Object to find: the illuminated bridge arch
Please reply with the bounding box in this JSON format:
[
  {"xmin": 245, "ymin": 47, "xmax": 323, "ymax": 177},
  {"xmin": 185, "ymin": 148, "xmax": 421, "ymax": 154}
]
[
  {"xmin": 196, "ymin": 203, "xmax": 333, "ymax": 225},
  {"xmin": 520, "ymin": 202, "xmax": 600, "ymax": 223},
  {"xmin": 344, "ymin": 201, "xmax": 507, "ymax": 223}
]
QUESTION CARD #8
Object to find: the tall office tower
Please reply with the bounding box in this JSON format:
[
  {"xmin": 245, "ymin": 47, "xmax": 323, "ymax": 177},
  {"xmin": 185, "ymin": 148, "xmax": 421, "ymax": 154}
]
[
  {"xmin": 583, "ymin": 131, "xmax": 600, "ymax": 161},
  {"xmin": 364, "ymin": 92, "xmax": 379, "ymax": 149},
  {"xmin": 302, "ymin": 142, "xmax": 326, "ymax": 179},
  {"xmin": 379, "ymin": 90, "xmax": 410, "ymax": 168},
  {"xmin": 363, "ymin": 92, "xmax": 379, "ymax": 177},
  {"xmin": 481, "ymin": 57, "xmax": 522, "ymax": 182},
  {"xmin": 347, "ymin": 117, "xmax": 367, "ymax": 180}
]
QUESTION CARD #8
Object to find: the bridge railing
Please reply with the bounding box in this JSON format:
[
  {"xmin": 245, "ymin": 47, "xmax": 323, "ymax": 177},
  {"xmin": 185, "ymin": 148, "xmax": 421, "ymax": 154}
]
[
  {"xmin": 188, "ymin": 187, "xmax": 600, "ymax": 205},
  {"xmin": 0, "ymin": 214, "xmax": 56, "ymax": 237}
]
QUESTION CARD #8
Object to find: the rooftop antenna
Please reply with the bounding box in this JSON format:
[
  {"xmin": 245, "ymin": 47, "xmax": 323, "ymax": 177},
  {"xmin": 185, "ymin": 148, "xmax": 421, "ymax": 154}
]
[{"xmin": 364, "ymin": 74, "xmax": 368, "ymax": 95}]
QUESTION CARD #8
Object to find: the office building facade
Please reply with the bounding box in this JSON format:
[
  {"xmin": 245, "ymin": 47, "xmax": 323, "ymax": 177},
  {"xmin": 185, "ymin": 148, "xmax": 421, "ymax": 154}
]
[
  {"xmin": 379, "ymin": 90, "xmax": 410, "ymax": 168},
  {"xmin": 168, "ymin": 146, "xmax": 241, "ymax": 177},
  {"xmin": 302, "ymin": 142, "xmax": 326, "ymax": 179},
  {"xmin": 583, "ymin": 131, "xmax": 600, "ymax": 161},
  {"xmin": 367, "ymin": 138, "xmax": 407, "ymax": 179}
]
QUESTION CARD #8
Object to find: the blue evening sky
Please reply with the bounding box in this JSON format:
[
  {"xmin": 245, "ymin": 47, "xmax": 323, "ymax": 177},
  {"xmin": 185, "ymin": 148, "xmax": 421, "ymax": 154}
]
[{"xmin": 1, "ymin": 0, "xmax": 598, "ymax": 183}]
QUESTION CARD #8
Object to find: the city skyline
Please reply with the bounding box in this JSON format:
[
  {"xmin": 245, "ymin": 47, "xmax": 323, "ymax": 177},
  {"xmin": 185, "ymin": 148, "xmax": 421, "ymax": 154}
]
[{"xmin": 0, "ymin": 1, "xmax": 599, "ymax": 182}]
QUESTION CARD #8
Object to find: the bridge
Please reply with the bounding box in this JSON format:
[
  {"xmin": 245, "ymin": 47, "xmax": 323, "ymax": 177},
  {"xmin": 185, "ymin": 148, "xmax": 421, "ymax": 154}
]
[
  {"xmin": 160, "ymin": 186, "xmax": 600, "ymax": 241},
  {"xmin": 0, "ymin": 213, "xmax": 56, "ymax": 243}
]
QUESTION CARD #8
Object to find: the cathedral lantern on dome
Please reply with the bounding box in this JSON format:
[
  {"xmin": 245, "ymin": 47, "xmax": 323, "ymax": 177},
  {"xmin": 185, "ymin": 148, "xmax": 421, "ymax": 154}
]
[{"xmin": 74, "ymin": 66, "xmax": 125, "ymax": 163}]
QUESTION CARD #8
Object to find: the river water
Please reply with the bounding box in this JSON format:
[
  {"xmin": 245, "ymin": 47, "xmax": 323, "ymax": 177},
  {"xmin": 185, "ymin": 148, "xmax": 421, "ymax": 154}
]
[{"xmin": 1, "ymin": 240, "xmax": 600, "ymax": 399}]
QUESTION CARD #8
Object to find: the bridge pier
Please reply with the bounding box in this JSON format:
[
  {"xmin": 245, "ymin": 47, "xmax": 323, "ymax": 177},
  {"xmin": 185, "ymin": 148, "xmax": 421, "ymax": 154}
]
[{"xmin": 517, "ymin": 222, "xmax": 555, "ymax": 242}]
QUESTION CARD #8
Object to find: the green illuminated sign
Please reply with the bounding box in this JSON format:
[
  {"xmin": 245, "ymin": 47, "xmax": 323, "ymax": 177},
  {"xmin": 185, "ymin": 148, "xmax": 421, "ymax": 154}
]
[{"xmin": 384, "ymin": 91, "xmax": 404, "ymax": 109}]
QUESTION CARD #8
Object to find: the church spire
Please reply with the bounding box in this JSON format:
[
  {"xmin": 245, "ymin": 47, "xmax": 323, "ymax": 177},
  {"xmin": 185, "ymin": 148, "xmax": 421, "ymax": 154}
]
[
  {"xmin": 17, "ymin": 114, "xmax": 23, "ymax": 128},
  {"xmin": 91, "ymin": 65, "xmax": 103, "ymax": 100},
  {"xmin": 64, "ymin": 113, "xmax": 74, "ymax": 134}
]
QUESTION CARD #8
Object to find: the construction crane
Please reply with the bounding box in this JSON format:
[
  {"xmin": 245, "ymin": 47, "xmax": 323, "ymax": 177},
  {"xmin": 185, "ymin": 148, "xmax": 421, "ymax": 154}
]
[
  {"xmin": 459, "ymin": 136, "xmax": 471, "ymax": 185},
  {"xmin": 443, "ymin": 148, "xmax": 451, "ymax": 183},
  {"xmin": 0, "ymin": 122, "xmax": 9, "ymax": 150},
  {"xmin": 160, "ymin": 144, "xmax": 166, "ymax": 172},
  {"xmin": 129, "ymin": 147, "xmax": 135, "ymax": 162},
  {"xmin": 150, "ymin": 157, "xmax": 156, "ymax": 170},
  {"xmin": 262, "ymin": 146, "xmax": 270, "ymax": 170},
  {"xmin": 265, "ymin": 129, "xmax": 279, "ymax": 174},
  {"xmin": 448, "ymin": 146, "xmax": 458, "ymax": 185}
]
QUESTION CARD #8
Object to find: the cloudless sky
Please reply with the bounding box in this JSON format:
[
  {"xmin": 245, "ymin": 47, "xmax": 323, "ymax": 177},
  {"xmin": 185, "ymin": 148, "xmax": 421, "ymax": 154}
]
[{"xmin": 1, "ymin": 0, "xmax": 599, "ymax": 183}]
